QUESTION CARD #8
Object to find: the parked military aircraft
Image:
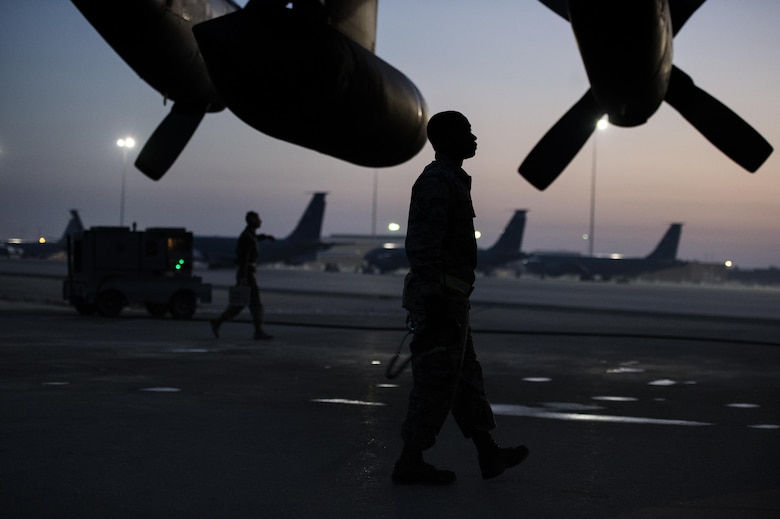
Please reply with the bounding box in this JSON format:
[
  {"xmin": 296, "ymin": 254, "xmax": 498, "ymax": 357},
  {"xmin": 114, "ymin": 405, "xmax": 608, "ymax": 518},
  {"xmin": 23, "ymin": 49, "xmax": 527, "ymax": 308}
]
[
  {"xmin": 192, "ymin": 192, "xmax": 331, "ymax": 268},
  {"xmin": 362, "ymin": 210, "xmax": 527, "ymax": 274},
  {"xmin": 2, "ymin": 210, "xmax": 85, "ymax": 259},
  {"xmin": 519, "ymin": 0, "xmax": 773, "ymax": 190},
  {"xmin": 522, "ymin": 223, "xmax": 683, "ymax": 280},
  {"xmin": 71, "ymin": 0, "xmax": 427, "ymax": 181}
]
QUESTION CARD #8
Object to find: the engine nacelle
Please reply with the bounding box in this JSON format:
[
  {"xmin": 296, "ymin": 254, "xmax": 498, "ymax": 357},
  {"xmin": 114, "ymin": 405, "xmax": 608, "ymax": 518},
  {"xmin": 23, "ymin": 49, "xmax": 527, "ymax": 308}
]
[
  {"xmin": 569, "ymin": 0, "xmax": 672, "ymax": 127},
  {"xmin": 193, "ymin": 6, "xmax": 428, "ymax": 168}
]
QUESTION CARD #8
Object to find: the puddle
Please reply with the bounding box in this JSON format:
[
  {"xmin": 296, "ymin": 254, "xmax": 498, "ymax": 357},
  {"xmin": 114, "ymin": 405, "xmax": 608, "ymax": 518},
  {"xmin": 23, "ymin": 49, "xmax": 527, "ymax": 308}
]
[
  {"xmin": 592, "ymin": 396, "xmax": 638, "ymax": 402},
  {"xmin": 311, "ymin": 398, "xmax": 385, "ymax": 407},
  {"xmin": 491, "ymin": 404, "xmax": 711, "ymax": 426}
]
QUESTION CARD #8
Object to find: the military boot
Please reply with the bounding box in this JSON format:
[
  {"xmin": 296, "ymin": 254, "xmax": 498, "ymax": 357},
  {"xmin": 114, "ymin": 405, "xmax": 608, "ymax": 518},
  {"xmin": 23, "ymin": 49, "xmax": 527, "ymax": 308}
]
[
  {"xmin": 473, "ymin": 432, "xmax": 529, "ymax": 480},
  {"xmin": 209, "ymin": 318, "xmax": 221, "ymax": 338},
  {"xmin": 251, "ymin": 307, "xmax": 273, "ymax": 340},
  {"xmin": 391, "ymin": 446, "xmax": 456, "ymax": 485}
]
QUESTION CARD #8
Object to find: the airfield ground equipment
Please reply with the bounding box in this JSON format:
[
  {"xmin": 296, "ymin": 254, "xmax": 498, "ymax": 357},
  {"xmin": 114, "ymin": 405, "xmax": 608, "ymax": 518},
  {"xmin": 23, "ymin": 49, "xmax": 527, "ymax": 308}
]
[{"xmin": 63, "ymin": 226, "xmax": 211, "ymax": 319}]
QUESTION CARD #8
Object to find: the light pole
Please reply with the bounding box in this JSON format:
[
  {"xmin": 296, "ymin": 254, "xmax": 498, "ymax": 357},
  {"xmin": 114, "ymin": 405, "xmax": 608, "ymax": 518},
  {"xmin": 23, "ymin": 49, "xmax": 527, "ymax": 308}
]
[
  {"xmin": 116, "ymin": 137, "xmax": 135, "ymax": 227},
  {"xmin": 587, "ymin": 116, "xmax": 608, "ymax": 256},
  {"xmin": 371, "ymin": 169, "xmax": 378, "ymax": 237}
]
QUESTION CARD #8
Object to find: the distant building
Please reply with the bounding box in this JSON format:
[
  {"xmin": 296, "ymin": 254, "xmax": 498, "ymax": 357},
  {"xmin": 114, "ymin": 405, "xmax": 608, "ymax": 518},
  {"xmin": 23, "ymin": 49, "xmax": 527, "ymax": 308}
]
[
  {"xmin": 726, "ymin": 267, "xmax": 780, "ymax": 286},
  {"xmin": 639, "ymin": 263, "xmax": 780, "ymax": 287}
]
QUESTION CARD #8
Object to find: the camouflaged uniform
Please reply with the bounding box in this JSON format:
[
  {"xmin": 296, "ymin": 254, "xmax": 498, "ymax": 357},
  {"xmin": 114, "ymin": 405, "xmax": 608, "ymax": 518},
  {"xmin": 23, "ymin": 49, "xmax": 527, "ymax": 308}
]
[{"xmin": 400, "ymin": 157, "xmax": 496, "ymax": 451}]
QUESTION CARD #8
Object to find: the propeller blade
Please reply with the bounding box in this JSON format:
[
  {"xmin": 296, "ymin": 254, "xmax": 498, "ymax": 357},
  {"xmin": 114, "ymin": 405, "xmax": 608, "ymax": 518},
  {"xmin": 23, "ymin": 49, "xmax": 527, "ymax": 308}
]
[
  {"xmin": 538, "ymin": 0, "xmax": 570, "ymax": 21},
  {"xmin": 665, "ymin": 66, "xmax": 773, "ymax": 173},
  {"xmin": 518, "ymin": 89, "xmax": 605, "ymax": 190},
  {"xmin": 669, "ymin": 0, "xmax": 706, "ymax": 35},
  {"xmin": 135, "ymin": 106, "xmax": 205, "ymax": 181}
]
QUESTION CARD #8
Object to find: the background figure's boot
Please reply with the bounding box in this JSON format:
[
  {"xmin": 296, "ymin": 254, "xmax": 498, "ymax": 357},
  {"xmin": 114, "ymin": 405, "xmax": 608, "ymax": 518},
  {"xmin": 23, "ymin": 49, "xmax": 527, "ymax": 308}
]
[
  {"xmin": 251, "ymin": 307, "xmax": 273, "ymax": 340},
  {"xmin": 209, "ymin": 317, "xmax": 222, "ymax": 338},
  {"xmin": 392, "ymin": 445, "xmax": 456, "ymax": 485},
  {"xmin": 472, "ymin": 431, "xmax": 529, "ymax": 480}
]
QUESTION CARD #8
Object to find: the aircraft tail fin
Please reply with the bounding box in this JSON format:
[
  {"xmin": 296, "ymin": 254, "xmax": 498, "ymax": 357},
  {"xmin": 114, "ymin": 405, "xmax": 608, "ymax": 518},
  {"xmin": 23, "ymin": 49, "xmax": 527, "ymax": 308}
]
[
  {"xmin": 646, "ymin": 223, "xmax": 683, "ymax": 262},
  {"xmin": 285, "ymin": 192, "xmax": 327, "ymax": 243},
  {"xmin": 135, "ymin": 104, "xmax": 206, "ymax": 181},
  {"xmin": 59, "ymin": 210, "xmax": 85, "ymax": 244},
  {"xmin": 487, "ymin": 210, "xmax": 527, "ymax": 254}
]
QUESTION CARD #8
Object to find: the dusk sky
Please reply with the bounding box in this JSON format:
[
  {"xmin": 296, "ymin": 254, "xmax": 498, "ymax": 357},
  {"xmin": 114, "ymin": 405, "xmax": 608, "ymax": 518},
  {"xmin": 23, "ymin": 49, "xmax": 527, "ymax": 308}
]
[{"xmin": 1, "ymin": 1, "xmax": 778, "ymax": 268}]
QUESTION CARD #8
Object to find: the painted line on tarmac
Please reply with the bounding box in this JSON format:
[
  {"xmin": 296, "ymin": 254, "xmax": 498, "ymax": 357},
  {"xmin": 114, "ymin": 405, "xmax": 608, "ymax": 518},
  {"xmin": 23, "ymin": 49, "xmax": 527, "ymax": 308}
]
[{"xmin": 491, "ymin": 404, "xmax": 712, "ymax": 427}]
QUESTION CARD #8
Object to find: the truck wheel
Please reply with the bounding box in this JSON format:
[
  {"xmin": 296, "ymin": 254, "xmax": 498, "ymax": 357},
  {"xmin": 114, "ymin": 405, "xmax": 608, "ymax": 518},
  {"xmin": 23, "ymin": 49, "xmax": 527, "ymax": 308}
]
[
  {"xmin": 95, "ymin": 290, "xmax": 125, "ymax": 317},
  {"xmin": 146, "ymin": 302, "xmax": 169, "ymax": 318},
  {"xmin": 169, "ymin": 291, "xmax": 197, "ymax": 320}
]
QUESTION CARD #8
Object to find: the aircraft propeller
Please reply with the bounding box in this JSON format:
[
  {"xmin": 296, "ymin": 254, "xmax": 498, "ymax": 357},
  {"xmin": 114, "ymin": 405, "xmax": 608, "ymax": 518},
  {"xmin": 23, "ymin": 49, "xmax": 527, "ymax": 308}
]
[
  {"xmin": 135, "ymin": 105, "xmax": 207, "ymax": 181},
  {"xmin": 519, "ymin": 0, "xmax": 773, "ymax": 191},
  {"xmin": 518, "ymin": 67, "xmax": 773, "ymax": 191},
  {"xmin": 518, "ymin": 90, "xmax": 605, "ymax": 191},
  {"xmin": 665, "ymin": 66, "xmax": 773, "ymax": 173}
]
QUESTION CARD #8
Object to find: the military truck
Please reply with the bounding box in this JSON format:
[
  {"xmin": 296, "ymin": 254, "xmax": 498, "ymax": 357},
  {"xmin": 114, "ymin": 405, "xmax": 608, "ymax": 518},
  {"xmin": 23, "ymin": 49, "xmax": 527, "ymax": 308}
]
[{"xmin": 63, "ymin": 226, "xmax": 211, "ymax": 319}]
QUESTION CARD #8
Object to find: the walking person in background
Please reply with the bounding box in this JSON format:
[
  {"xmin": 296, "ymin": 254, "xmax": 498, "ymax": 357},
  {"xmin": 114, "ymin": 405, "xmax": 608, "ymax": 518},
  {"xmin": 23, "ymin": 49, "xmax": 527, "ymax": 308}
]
[{"xmin": 210, "ymin": 211, "xmax": 274, "ymax": 340}]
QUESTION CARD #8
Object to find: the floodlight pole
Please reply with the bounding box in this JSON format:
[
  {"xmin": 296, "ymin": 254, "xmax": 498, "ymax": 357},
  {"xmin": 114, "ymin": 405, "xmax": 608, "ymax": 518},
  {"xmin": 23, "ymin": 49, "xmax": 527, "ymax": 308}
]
[
  {"xmin": 117, "ymin": 137, "xmax": 135, "ymax": 227},
  {"xmin": 588, "ymin": 117, "xmax": 608, "ymax": 256},
  {"xmin": 589, "ymin": 132, "xmax": 597, "ymax": 256},
  {"xmin": 371, "ymin": 169, "xmax": 378, "ymax": 237}
]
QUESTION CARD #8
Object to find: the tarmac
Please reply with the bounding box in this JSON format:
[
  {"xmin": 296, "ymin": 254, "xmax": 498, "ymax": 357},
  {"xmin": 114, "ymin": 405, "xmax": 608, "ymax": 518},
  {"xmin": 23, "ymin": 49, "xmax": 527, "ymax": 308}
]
[{"xmin": 1, "ymin": 259, "xmax": 779, "ymax": 518}]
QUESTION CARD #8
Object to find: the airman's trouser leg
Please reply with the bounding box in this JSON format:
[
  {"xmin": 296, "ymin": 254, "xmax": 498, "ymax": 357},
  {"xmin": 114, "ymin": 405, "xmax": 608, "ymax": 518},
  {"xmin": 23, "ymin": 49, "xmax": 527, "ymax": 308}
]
[
  {"xmin": 401, "ymin": 293, "xmax": 495, "ymax": 451},
  {"xmin": 219, "ymin": 304, "xmax": 243, "ymax": 322},
  {"xmin": 209, "ymin": 303, "xmax": 242, "ymax": 338}
]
